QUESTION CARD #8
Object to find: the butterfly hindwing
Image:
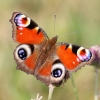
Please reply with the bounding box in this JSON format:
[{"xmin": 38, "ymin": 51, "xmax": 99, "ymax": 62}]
[{"xmin": 14, "ymin": 44, "xmax": 43, "ymax": 74}]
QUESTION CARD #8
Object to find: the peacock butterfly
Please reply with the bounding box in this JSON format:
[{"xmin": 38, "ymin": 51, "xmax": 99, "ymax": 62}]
[{"xmin": 10, "ymin": 12, "xmax": 94, "ymax": 87}]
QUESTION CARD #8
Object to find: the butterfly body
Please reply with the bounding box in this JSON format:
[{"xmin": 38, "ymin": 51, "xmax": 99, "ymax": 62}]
[{"xmin": 10, "ymin": 12, "xmax": 94, "ymax": 86}]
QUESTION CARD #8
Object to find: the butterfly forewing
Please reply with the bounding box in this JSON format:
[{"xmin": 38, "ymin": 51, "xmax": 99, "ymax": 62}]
[
  {"xmin": 10, "ymin": 12, "xmax": 49, "ymax": 44},
  {"xmin": 56, "ymin": 43, "xmax": 94, "ymax": 71}
]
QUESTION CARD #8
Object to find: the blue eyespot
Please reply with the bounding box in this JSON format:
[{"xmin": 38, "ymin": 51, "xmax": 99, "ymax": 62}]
[
  {"xmin": 51, "ymin": 69, "xmax": 62, "ymax": 78},
  {"xmin": 18, "ymin": 48, "xmax": 27, "ymax": 60}
]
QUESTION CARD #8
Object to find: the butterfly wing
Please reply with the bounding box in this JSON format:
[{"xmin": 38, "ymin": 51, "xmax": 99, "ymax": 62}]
[
  {"xmin": 10, "ymin": 12, "xmax": 49, "ymax": 74},
  {"xmin": 14, "ymin": 44, "xmax": 43, "ymax": 74},
  {"xmin": 56, "ymin": 43, "xmax": 94, "ymax": 71},
  {"xmin": 10, "ymin": 12, "xmax": 49, "ymax": 44}
]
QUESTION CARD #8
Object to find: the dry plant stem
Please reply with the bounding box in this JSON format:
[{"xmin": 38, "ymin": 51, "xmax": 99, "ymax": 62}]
[
  {"xmin": 94, "ymin": 67, "xmax": 99, "ymax": 100},
  {"xmin": 31, "ymin": 93, "xmax": 43, "ymax": 100},
  {"xmin": 48, "ymin": 84, "xmax": 55, "ymax": 100},
  {"xmin": 70, "ymin": 73, "xmax": 79, "ymax": 100}
]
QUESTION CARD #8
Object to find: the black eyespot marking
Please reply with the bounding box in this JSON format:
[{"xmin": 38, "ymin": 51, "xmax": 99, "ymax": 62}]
[
  {"xmin": 53, "ymin": 59, "xmax": 62, "ymax": 65},
  {"xmin": 22, "ymin": 17, "xmax": 28, "ymax": 24},
  {"xmin": 23, "ymin": 17, "xmax": 27, "ymax": 21},
  {"xmin": 27, "ymin": 20, "xmax": 38, "ymax": 29},
  {"xmin": 37, "ymin": 28, "xmax": 41, "ymax": 34},
  {"xmin": 72, "ymin": 45, "xmax": 80, "ymax": 55},
  {"xmin": 51, "ymin": 68, "xmax": 62, "ymax": 78},
  {"xmin": 65, "ymin": 44, "xmax": 69, "ymax": 50},
  {"xmin": 82, "ymin": 49, "xmax": 85, "ymax": 52},
  {"xmin": 18, "ymin": 48, "xmax": 27, "ymax": 60},
  {"xmin": 29, "ymin": 44, "xmax": 34, "ymax": 53}
]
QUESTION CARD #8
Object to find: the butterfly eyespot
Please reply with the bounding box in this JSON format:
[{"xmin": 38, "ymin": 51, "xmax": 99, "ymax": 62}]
[
  {"xmin": 14, "ymin": 14, "xmax": 30, "ymax": 27},
  {"xmin": 51, "ymin": 60, "xmax": 66, "ymax": 83},
  {"xmin": 77, "ymin": 47, "xmax": 92, "ymax": 62},
  {"xmin": 51, "ymin": 68, "xmax": 62, "ymax": 78},
  {"xmin": 14, "ymin": 44, "xmax": 34, "ymax": 61},
  {"xmin": 18, "ymin": 48, "xmax": 27, "ymax": 60}
]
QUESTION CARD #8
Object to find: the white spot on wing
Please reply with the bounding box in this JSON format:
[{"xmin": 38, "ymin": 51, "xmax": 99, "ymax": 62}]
[
  {"xmin": 35, "ymin": 27, "xmax": 39, "ymax": 30},
  {"xmin": 69, "ymin": 44, "xmax": 72, "ymax": 49},
  {"xmin": 73, "ymin": 61, "xmax": 75, "ymax": 64},
  {"xmin": 77, "ymin": 58, "xmax": 80, "ymax": 62},
  {"xmin": 19, "ymin": 27, "xmax": 23, "ymax": 30},
  {"xmin": 20, "ymin": 33, "xmax": 23, "ymax": 35}
]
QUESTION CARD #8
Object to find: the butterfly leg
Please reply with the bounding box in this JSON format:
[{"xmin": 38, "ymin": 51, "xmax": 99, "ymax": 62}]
[
  {"xmin": 31, "ymin": 93, "xmax": 43, "ymax": 100},
  {"xmin": 48, "ymin": 84, "xmax": 55, "ymax": 100}
]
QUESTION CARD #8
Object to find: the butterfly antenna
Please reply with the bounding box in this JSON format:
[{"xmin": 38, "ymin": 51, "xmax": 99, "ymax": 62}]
[
  {"xmin": 54, "ymin": 14, "xmax": 56, "ymax": 35},
  {"xmin": 59, "ymin": 31, "xmax": 78, "ymax": 38},
  {"xmin": 48, "ymin": 84, "xmax": 55, "ymax": 100}
]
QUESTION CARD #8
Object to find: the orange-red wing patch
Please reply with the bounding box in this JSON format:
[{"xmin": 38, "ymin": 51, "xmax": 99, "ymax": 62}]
[
  {"xmin": 38, "ymin": 63, "xmax": 52, "ymax": 76},
  {"xmin": 80, "ymin": 49, "xmax": 86, "ymax": 56},
  {"xmin": 16, "ymin": 27, "xmax": 44, "ymax": 44},
  {"xmin": 57, "ymin": 45, "xmax": 81, "ymax": 71},
  {"xmin": 21, "ymin": 17, "xmax": 27, "ymax": 24},
  {"xmin": 24, "ymin": 54, "xmax": 36, "ymax": 70}
]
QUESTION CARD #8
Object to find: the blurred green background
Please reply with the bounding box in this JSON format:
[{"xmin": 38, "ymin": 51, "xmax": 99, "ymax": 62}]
[{"xmin": 0, "ymin": 0, "xmax": 100, "ymax": 100}]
